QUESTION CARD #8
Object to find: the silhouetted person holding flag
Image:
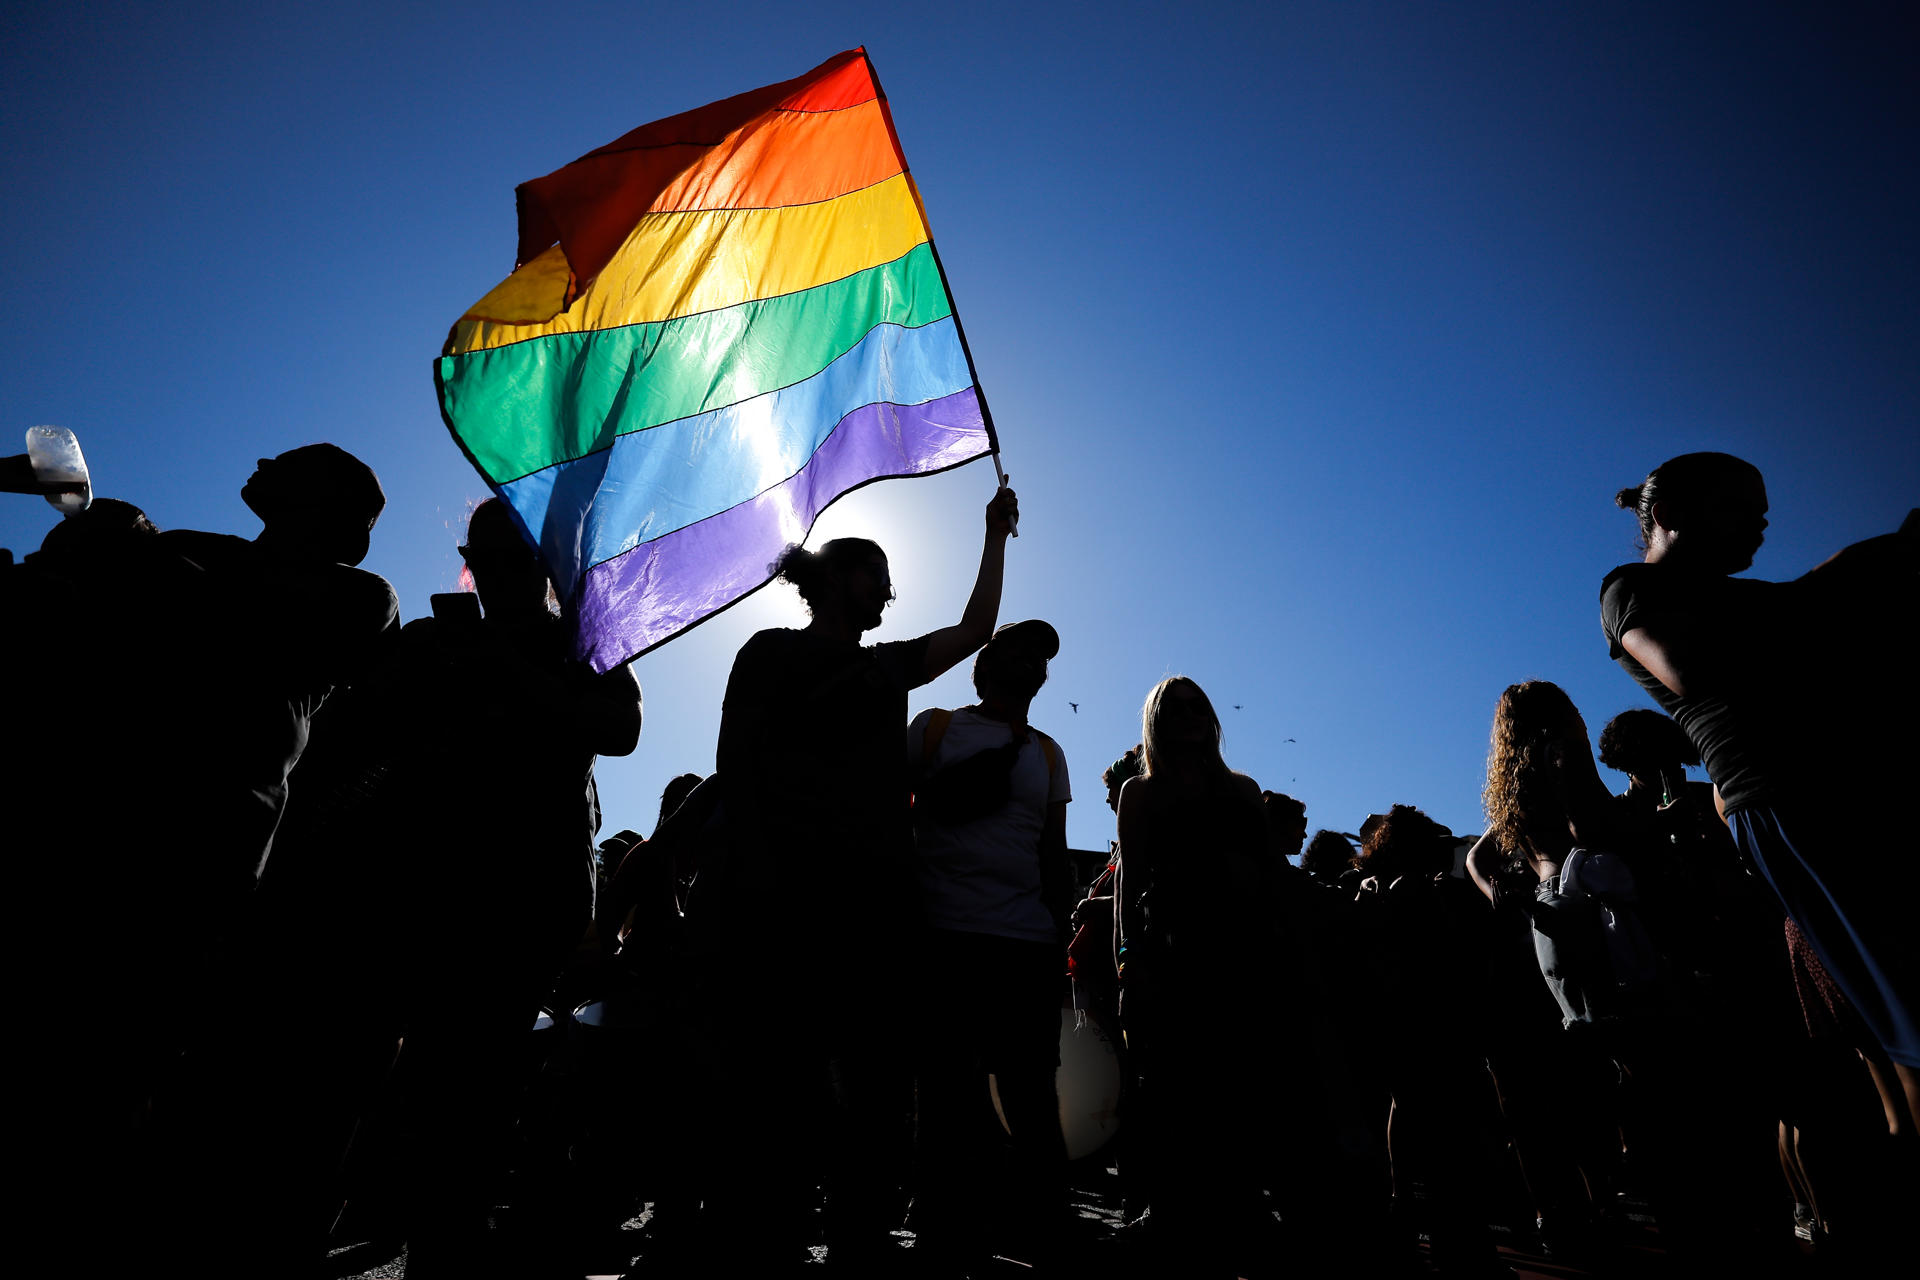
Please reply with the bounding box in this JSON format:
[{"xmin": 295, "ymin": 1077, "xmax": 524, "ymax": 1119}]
[{"xmin": 697, "ymin": 483, "xmax": 1019, "ymax": 1273}]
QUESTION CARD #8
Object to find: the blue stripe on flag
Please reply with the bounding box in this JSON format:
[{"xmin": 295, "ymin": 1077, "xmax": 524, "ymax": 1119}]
[{"xmin": 499, "ymin": 316, "xmax": 972, "ymax": 597}]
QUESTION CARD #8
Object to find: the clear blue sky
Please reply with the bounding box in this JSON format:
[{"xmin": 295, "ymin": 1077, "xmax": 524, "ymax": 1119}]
[{"xmin": 4, "ymin": 1, "xmax": 1914, "ymax": 854}]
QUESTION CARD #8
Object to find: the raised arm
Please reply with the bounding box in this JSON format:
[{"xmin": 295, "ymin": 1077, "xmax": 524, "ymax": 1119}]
[{"xmin": 919, "ymin": 484, "xmax": 1018, "ymax": 683}]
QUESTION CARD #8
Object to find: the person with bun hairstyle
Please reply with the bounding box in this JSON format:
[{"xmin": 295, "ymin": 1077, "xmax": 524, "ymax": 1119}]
[
  {"xmin": 1601, "ymin": 453, "xmax": 1919, "ymax": 1122},
  {"xmin": 696, "ymin": 483, "xmax": 1020, "ymax": 1270}
]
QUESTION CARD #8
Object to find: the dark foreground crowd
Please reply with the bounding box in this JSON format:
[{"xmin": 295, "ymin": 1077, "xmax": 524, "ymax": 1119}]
[{"xmin": 0, "ymin": 448, "xmax": 1913, "ymax": 1279}]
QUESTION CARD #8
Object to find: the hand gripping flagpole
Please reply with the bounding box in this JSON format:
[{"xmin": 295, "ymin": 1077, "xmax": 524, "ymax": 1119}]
[
  {"xmin": 991, "ymin": 454, "xmax": 1017, "ymax": 537},
  {"xmin": 862, "ymin": 47, "xmax": 1016, "ymax": 538}
]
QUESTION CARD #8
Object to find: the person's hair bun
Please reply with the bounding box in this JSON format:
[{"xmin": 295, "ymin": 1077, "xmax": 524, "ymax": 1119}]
[
  {"xmin": 1615, "ymin": 484, "xmax": 1644, "ymax": 510},
  {"xmin": 772, "ymin": 537, "xmax": 886, "ymax": 614},
  {"xmin": 771, "ymin": 542, "xmax": 819, "ymax": 588}
]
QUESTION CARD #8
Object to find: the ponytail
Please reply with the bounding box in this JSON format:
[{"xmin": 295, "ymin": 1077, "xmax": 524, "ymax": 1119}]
[{"xmin": 1616, "ymin": 482, "xmax": 1654, "ymax": 547}]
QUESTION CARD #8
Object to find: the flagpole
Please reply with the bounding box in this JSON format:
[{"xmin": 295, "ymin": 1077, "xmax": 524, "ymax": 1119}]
[{"xmin": 861, "ymin": 48, "xmax": 1016, "ymax": 535}]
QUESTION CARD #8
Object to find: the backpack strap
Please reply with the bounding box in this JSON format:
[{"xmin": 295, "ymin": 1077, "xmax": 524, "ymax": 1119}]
[{"xmin": 921, "ymin": 708, "xmax": 1058, "ymax": 785}]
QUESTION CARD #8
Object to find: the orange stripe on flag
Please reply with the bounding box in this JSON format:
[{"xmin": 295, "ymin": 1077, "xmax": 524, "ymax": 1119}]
[
  {"xmin": 515, "ymin": 49, "xmax": 882, "ymax": 285},
  {"xmin": 651, "ymin": 100, "xmax": 900, "ymax": 216}
]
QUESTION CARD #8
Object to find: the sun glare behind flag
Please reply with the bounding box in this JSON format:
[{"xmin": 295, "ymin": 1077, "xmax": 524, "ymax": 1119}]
[{"xmin": 435, "ymin": 48, "xmax": 995, "ymax": 671}]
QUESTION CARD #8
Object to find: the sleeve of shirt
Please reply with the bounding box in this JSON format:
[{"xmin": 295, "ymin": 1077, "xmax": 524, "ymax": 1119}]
[
  {"xmin": 584, "ymin": 659, "xmax": 643, "ymax": 751},
  {"xmin": 356, "ymin": 574, "xmax": 402, "ymax": 663},
  {"xmin": 1048, "ymin": 742, "xmax": 1072, "ymax": 805},
  {"xmin": 721, "ymin": 631, "xmax": 779, "ymax": 710},
  {"xmin": 1600, "ymin": 564, "xmax": 1655, "ymax": 660},
  {"xmin": 718, "ymin": 631, "xmax": 782, "ymax": 781},
  {"xmin": 872, "ymin": 635, "xmax": 934, "ymax": 691},
  {"xmin": 314, "ymin": 568, "xmax": 401, "ymax": 687},
  {"xmin": 905, "ymin": 708, "xmax": 933, "ymax": 775}
]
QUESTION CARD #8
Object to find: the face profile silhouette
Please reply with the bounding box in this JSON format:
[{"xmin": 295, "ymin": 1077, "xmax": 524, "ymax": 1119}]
[{"xmin": 242, "ymin": 443, "xmax": 386, "ymax": 566}]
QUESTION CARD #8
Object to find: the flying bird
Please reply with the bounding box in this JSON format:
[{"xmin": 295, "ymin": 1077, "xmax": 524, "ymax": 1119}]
[{"xmin": 1068, "ymin": 702, "xmax": 1079, "ymax": 714}]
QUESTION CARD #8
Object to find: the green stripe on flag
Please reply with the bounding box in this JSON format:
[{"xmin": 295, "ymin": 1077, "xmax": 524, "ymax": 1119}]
[{"xmin": 439, "ymin": 241, "xmax": 952, "ymax": 483}]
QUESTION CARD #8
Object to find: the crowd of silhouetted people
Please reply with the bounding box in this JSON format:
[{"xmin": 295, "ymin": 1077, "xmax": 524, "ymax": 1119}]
[{"xmin": 1, "ymin": 449, "xmax": 1913, "ymax": 1279}]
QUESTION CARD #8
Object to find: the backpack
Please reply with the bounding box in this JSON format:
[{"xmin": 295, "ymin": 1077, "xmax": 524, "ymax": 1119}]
[{"xmin": 912, "ymin": 708, "xmax": 1060, "ymax": 826}]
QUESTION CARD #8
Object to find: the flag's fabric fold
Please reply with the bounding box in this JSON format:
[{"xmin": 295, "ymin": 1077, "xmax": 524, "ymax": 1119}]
[{"xmin": 437, "ymin": 48, "xmax": 991, "ymax": 670}]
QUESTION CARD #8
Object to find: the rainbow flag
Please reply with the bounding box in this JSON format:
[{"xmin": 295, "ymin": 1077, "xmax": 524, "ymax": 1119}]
[{"xmin": 436, "ymin": 48, "xmax": 994, "ymax": 670}]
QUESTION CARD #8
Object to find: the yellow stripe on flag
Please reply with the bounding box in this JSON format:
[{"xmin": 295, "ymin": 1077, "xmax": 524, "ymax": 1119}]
[{"xmin": 449, "ymin": 172, "xmax": 928, "ymax": 355}]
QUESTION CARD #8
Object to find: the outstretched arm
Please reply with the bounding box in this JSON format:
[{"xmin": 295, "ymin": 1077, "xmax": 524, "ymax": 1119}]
[{"xmin": 919, "ymin": 483, "xmax": 1019, "ymax": 683}]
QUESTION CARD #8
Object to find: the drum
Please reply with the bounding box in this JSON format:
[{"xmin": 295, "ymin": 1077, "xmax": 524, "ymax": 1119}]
[{"xmin": 988, "ymin": 1008, "xmax": 1123, "ymax": 1160}]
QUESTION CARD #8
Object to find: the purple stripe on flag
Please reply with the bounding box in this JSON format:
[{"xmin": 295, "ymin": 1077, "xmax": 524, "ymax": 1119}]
[{"xmin": 572, "ymin": 386, "xmax": 989, "ymax": 670}]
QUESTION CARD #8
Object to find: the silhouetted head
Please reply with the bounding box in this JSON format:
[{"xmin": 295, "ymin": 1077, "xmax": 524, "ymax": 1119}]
[
  {"xmin": 972, "ymin": 618, "xmax": 1059, "ymax": 703},
  {"xmin": 1357, "ymin": 804, "xmax": 1454, "ymax": 884},
  {"xmin": 599, "ymin": 829, "xmax": 644, "ymax": 863},
  {"xmin": 1140, "ymin": 675, "xmax": 1225, "ymax": 778},
  {"xmin": 1616, "ymin": 452, "xmax": 1767, "ymax": 573},
  {"xmin": 1301, "ymin": 829, "xmax": 1358, "ymax": 883},
  {"xmin": 460, "ymin": 497, "xmax": 551, "ymax": 616},
  {"xmin": 1103, "ymin": 744, "xmax": 1145, "ymax": 812},
  {"xmin": 1597, "ymin": 708, "xmax": 1699, "ymax": 785},
  {"xmin": 1264, "ymin": 790, "xmax": 1309, "ymax": 858},
  {"xmin": 1484, "ymin": 680, "xmax": 1604, "ymax": 857},
  {"xmin": 657, "ymin": 772, "xmax": 705, "ymax": 833},
  {"xmin": 773, "ymin": 537, "xmax": 891, "ymax": 633},
  {"xmin": 242, "ymin": 444, "xmax": 385, "ymax": 566},
  {"xmin": 35, "ymin": 497, "xmax": 157, "ymax": 564}
]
